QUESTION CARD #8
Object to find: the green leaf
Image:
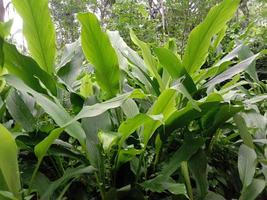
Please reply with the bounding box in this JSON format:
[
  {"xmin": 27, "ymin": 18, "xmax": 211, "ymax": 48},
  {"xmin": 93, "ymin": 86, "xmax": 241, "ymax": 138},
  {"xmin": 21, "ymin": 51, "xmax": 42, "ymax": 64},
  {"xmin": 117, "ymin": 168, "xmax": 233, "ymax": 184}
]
[
  {"xmin": 5, "ymin": 75, "xmax": 86, "ymax": 146},
  {"xmin": 130, "ymin": 30, "xmax": 164, "ymax": 91},
  {"xmin": 238, "ymin": 144, "xmax": 257, "ymax": 187},
  {"xmin": 161, "ymin": 137, "xmax": 205, "ymax": 176},
  {"xmin": 238, "ymin": 45, "xmax": 258, "ymax": 81},
  {"xmin": 40, "ymin": 166, "xmax": 95, "ymax": 200},
  {"xmin": 108, "ymin": 31, "xmax": 155, "ymax": 94},
  {"xmin": 12, "ymin": 0, "xmax": 56, "ymax": 74},
  {"xmin": 118, "ymin": 113, "xmax": 163, "ymax": 146},
  {"xmin": 74, "ymin": 90, "xmax": 146, "ymax": 122},
  {"xmin": 57, "ymin": 40, "xmax": 84, "ymax": 89},
  {"xmin": 205, "ymin": 53, "xmax": 259, "ymax": 87},
  {"xmin": 3, "ymin": 42, "xmax": 57, "ymax": 95},
  {"xmin": 188, "ymin": 150, "xmax": 208, "ymax": 199},
  {"xmin": 78, "ymin": 13, "xmax": 120, "ymax": 98},
  {"xmin": 0, "ymin": 20, "xmax": 13, "ymax": 38},
  {"xmin": 166, "ymin": 93, "xmax": 223, "ymax": 132},
  {"xmin": 204, "ymin": 191, "xmax": 225, "ymax": 200},
  {"xmin": 182, "ymin": 0, "xmax": 240, "ymax": 74},
  {"xmin": 211, "ymin": 25, "xmax": 227, "ymax": 51},
  {"xmin": 154, "ymin": 47, "xmax": 196, "ymax": 94},
  {"xmin": 213, "ymin": 44, "xmax": 243, "ymax": 67},
  {"xmin": 240, "ymin": 179, "xmax": 265, "ymax": 200},
  {"xmin": 142, "ymin": 89, "xmax": 177, "ymax": 145},
  {"xmin": 34, "ymin": 127, "xmax": 65, "ymax": 162},
  {"xmin": 141, "ymin": 175, "xmax": 187, "ymax": 196},
  {"xmin": 0, "ymin": 191, "xmax": 17, "ymax": 200},
  {"xmin": 0, "ymin": 124, "xmax": 21, "ymax": 199},
  {"xmin": 121, "ymin": 99, "xmax": 139, "ymax": 118},
  {"xmin": 234, "ymin": 115, "xmax": 254, "ymax": 149},
  {"xmin": 80, "ymin": 74, "xmax": 93, "ymax": 98},
  {"xmin": 204, "ymin": 104, "xmax": 243, "ymax": 137},
  {"xmin": 117, "ymin": 148, "xmax": 142, "ymax": 168},
  {"xmin": 6, "ymin": 90, "xmax": 36, "ymax": 132},
  {"xmin": 98, "ymin": 131, "xmax": 120, "ymax": 153}
]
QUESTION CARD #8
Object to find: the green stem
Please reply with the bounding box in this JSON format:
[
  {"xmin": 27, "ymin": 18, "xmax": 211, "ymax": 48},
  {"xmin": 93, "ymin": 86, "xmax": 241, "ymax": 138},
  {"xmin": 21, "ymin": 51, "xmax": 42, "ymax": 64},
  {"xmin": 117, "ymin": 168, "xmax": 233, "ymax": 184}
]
[
  {"xmin": 95, "ymin": 172, "xmax": 106, "ymax": 200},
  {"xmin": 181, "ymin": 161, "xmax": 193, "ymax": 200},
  {"xmin": 136, "ymin": 150, "xmax": 145, "ymax": 183},
  {"xmin": 28, "ymin": 159, "xmax": 42, "ymax": 194}
]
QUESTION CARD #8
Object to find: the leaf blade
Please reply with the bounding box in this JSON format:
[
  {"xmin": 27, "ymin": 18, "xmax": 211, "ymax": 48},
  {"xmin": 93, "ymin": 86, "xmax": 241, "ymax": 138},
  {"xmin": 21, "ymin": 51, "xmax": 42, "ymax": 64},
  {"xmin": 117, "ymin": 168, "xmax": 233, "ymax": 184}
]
[
  {"xmin": 182, "ymin": 0, "xmax": 240, "ymax": 74},
  {"xmin": 78, "ymin": 13, "xmax": 120, "ymax": 98},
  {"xmin": 12, "ymin": 0, "xmax": 56, "ymax": 74}
]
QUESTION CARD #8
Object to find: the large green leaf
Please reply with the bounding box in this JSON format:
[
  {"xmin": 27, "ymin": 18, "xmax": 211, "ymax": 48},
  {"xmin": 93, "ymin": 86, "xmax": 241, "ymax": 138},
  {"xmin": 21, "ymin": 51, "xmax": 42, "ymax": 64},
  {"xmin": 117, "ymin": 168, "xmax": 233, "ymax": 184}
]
[
  {"xmin": 130, "ymin": 30, "xmax": 164, "ymax": 91},
  {"xmin": 182, "ymin": 0, "xmax": 240, "ymax": 74},
  {"xmin": 30, "ymin": 128, "xmax": 65, "ymax": 190},
  {"xmin": 3, "ymin": 42, "xmax": 57, "ymax": 95},
  {"xmin": 166, "ymin": 93, "xmax": 223, "ymax": 132},
  {"xmin": 35, "ymin": 128, "xmax": 65, "ymax": 162},
  {"xmin": 0, "ymin": 124, "xmax": 21, "ymax": 199},
  {"xmin": 142, "ymin": 89, "xmax": 177, "ymax": 145},
  {"xmin": 73, "ymin": 90, "xmax": 145, "ymax": 122},
  {"xmin": 154, "ymin": 47, "xmax": 196, "ymax": 94},
  {"xmin": 118, "ymin": 113, "xmax": 163, "ymax": 147},
  {"xmin": 205, "ymin": 53, "xmax": 259, "ymax": 87},
  {"xmin": 108, "ymin": 31, "xmax": 156, "ymax": 94},
  {"xmin": 141, "ymin": 175, "xmax": 187, "ymax": 196},
  {"xmin": 5, "ymin": 75, "xmax": 86, "ymax": 146},
  {"xmin": 57, "ymin": 40, "xmax": 84, "ymax": 89},
  {"xmin": 238, "ymin": 144, "xmax": 257, "ymax": 187},
  {"xmin": 78, "ymin": 13, "xmax": 120, "ymax": 98},
  {"xmin": 12, "ymin": 0, "xmax": 56, "ymax": 74},
  {"xmin": 6, "ymin": 89, "xmax": 36, "ymax": 132},
  {"xmin": 239, "ymin": 179, "xmax": 265, "ymax": 200},
  {"xmin": 238, "ymin": 45, "xmax": 258, "ymax": 81},
  {"xmin": 188, "ymin": 150, "xmax": 208, "ymax": 199},
  {"xmin": 234, "ymin": 114, "xmax": 254, "ymax": 149}
]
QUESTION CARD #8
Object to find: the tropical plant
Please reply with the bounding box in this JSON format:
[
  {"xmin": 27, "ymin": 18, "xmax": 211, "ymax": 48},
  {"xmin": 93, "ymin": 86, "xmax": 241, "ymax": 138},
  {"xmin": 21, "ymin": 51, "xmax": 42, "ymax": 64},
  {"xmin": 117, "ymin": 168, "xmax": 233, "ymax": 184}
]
[{"xmin": 0, "ymin": 0, "xmax": 266, "ymax": 199}]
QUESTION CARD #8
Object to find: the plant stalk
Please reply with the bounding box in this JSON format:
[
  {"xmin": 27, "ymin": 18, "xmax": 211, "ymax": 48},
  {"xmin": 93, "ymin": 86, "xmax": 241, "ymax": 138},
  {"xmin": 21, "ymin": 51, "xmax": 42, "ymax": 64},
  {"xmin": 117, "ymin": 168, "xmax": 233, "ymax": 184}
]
[{"xmin": 181, "ymin": 161, "xmax": 193, "ymax": 200}]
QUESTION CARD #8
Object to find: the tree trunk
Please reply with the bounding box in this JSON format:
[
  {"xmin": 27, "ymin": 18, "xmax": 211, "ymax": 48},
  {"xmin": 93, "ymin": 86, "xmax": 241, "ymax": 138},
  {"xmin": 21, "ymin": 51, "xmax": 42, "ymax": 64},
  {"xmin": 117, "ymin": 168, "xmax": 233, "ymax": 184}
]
[{"xmin": 0, "ymin": 0, "xmax": 5, "ymax": 22}]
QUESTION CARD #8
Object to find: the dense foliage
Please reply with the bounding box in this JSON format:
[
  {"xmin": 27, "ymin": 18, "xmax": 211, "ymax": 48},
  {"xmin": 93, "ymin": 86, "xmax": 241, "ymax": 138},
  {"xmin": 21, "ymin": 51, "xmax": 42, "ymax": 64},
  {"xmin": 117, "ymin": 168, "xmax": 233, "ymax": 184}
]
[{"xmin": 0, "ymin": 0, "xmax": 267, "ymax": 199}]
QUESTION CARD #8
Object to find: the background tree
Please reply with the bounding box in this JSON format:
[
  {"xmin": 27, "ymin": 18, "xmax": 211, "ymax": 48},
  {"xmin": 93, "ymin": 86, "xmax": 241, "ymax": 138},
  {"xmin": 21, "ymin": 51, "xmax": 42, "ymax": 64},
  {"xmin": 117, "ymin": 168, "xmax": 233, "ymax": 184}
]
[{"xmin": 50, "ymin": 0, "xmax": 88, "ymax": 46}]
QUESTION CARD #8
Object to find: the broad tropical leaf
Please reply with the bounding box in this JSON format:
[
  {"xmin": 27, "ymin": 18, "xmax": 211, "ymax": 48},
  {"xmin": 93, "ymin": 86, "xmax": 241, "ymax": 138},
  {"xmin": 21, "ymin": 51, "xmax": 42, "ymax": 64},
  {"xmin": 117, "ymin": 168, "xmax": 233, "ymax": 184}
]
[
  {"xmin": 5, "ymin": 75, "xmax": 86, "ymax": 146},
  {"xmin": 141, "ymin": 176, "xmax": 187, "ymax": 196},
  {"xmin": 78, "ymin": 13, "xmax": 120, "ymax": 98},
  {"xmin": 182, "ymin": 0, "xmax": 240, "ymax": 74},
  {"xmin": 154, "ymin": 47, "xmax": 196, "ymax": 94},
  {"xmin": 12, "ymin": 0, "xmax": 56, "ymax": 74},
  {"xmin": 0, "ymin": 124, "xmax": 21, "ymax": 199},
  {"xmin": 240, "ymin": 179, "xmax": 265, "ymax": 200},
  {"xmin": 130, "ymin": 30, "xmax": 164, "ymax": 91},
  {"xmin": 3, "ymin": 42, "xmax": 57, "ymax": 95},
  {"xmin": 142, "ymin": 89, "xmax": 177, "ymax": 145},
  {"xmin": 189, "ymin": 150, "xmax": 208, "ymax": 199},
  {"xmin": 6, "ymin": 89, "xmax": 36, "ymax": 132},
  {"xmin": 205, "ymin": 53, "xmax": 259, "ymax": 87},
  {"xmin": 238, "ymin": 144, "xmax": 257, "ymax": 187}
]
